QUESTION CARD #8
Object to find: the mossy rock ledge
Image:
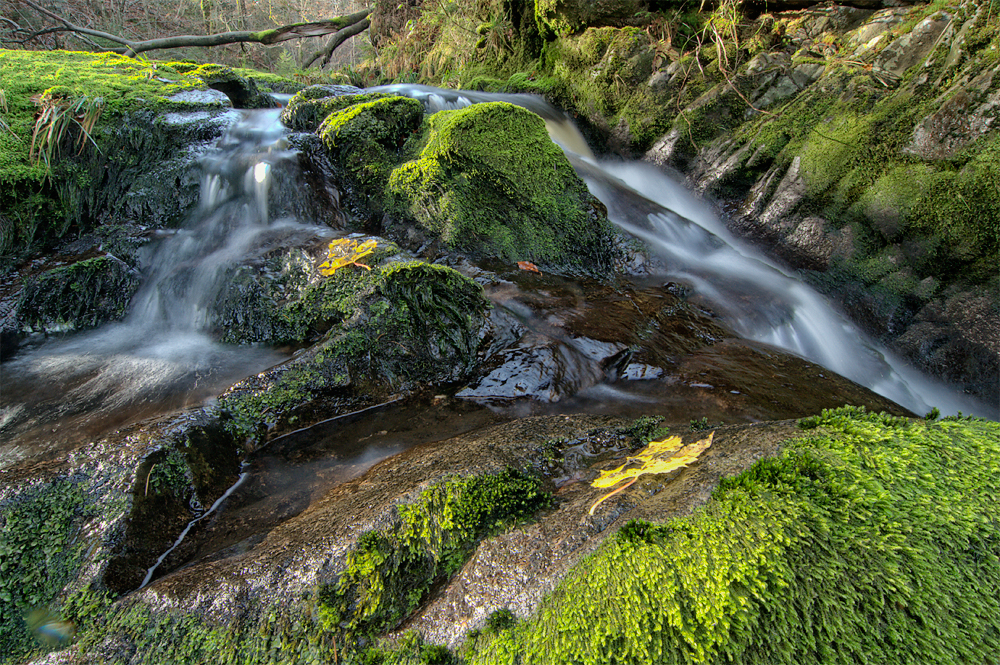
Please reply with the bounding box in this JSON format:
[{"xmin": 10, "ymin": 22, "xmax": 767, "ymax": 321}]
[
  {"xmin": 4, "ymin": 408, "xmax": 997, "ymax": 664},
  {"xmin": 0, "ymin": 50, "xmax": 299, "ymax": 345}
]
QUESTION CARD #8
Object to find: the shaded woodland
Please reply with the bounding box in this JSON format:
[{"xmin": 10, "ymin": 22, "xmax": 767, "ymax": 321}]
[{"xmin": 2, "ymin": 0, "xmax": 372, "ymax": 70}]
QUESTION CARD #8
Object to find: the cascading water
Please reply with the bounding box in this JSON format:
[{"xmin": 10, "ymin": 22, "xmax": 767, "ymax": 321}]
[
  {"xmin": 0, "ymin": 109, "xmax": 314, "ymax": 467},
  {"xmin": 578, "ymin": 159, "xmax": 988, "ymax": 417},
  {"xmin": 377, "ymin": 84, "xmax": 991, "ymax": 419}
]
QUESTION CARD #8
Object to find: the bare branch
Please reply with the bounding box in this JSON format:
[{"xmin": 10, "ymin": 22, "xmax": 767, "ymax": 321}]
[
  {"xmin": 19, "ymin": 0, "xmax": 134, "ymax": 47},
  {"xmin": 16, "ymin": 0, "xmax": 371, "ymax": 60},
  {"xmin": 302, "ymin": 17, "xmax": 371, "ymax": 69}
]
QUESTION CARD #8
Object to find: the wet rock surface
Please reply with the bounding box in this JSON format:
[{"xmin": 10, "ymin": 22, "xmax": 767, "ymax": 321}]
[{"xmin": 395, "ymin": 418, "xmax": 802, "ymax": 647}]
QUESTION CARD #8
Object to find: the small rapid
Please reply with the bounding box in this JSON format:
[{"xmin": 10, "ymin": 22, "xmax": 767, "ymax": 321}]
[
  {"xmin": 380, "ymin": 84, "xmax": 990, "ymax": 418},
  {"xmin": 579, "ymin": 159, "xmax": 986, "ymax": 417},
  {"xmin": 0, "ymin": 109, "xmax": 309, "ymax": 466}
]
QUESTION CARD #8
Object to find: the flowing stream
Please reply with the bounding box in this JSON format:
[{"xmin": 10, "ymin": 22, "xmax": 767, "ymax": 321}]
[
  {"xmin": 0, "ymin": 86, "xmax": 992, "ymax": 593},
  {"xmin": 1, "ymin": 88, "xmax": 991, "ymax": 472},
  {"xmin": 378, "ymin": 84, "xmax": 990, "ymax": 419},
  {"xmin": 0, "ymin": 109, "xmax": 306, "ymax": 467}
]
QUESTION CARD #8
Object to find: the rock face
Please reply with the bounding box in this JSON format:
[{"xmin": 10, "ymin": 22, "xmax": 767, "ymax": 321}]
[
  {"xmin": 374, "ymin": 0, "xmax": 997, "ymax": 404},
  {"xmin": 494, "ymin": 1, "xmax": 999, "ymax": 404}
]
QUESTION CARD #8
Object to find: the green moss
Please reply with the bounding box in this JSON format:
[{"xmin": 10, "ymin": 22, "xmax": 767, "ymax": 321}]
[
  {"xmin": 0, "ymin": 476, "xmax": 97, "ymax": 662},
  {"xmin": 0, "ymin": 50, "xmax": 236, "ymax": 258},
  {"xmin": 466, "ymin": 406, "xmax": 1000, "ymax": 664},
  {"xmin": 543, "ymin": 27, "xmax": 655, "ymax": 119},
  {"xmin": 16, "ymin": 255, "xmax": 141, "ymax": 332},
  {"xmin": 281, "ymin": 89, "xmax": 391, "ymax": 131},
  {"xmin": 387, "ymin": 102, "xmax": 616, "ymax": 272},
  {"xmin": 220, "ymin": 259, "xmax": 490, "ymax": 443},
  {"xmin": 318, "ymin": 469, "xmax": 552, "ymax": 644},
  {"xmin": 0, "ymin": 50, "xmax": 210, "ymax": 182},
  {"xmin": 906, "ymin": 134, "xmax": 1000, "ymax": 283},
  {"xmin": 319, "ymin": 96, "xmax": 424, "ymax": 214}
]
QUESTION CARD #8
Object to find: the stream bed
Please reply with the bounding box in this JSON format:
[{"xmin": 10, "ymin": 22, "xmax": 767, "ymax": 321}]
[{"xmin": 0, "ymin": 89, "xmax": 991, "ymax": 610}]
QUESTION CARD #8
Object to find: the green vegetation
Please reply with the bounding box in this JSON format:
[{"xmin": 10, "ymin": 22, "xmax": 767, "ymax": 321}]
[
  {"xmin": 0, "ymin": 477, "xmax": 97, "ymax": 662},
  {"xmin": 48, "ymin": 470, "xmax": 550, "ymax": 665},
  {"xmin": 365, "ymin": 1, "xmax": 998, "ymax": 337},
  {"xmin": 387, "ymin": 102, "xmax": 617, "ymax": 272},
  {"xmin": 220, "ymin": 258, "xmax": 490, "ymax": 443},
  {"xmin": 319, "ymin": 95, "xmax": 425, "ymax": 217},
  {"xmin": 318, "ymin": 469, "xmax": 552, "ymax": 644},
  {"xmin": 16, "ymin": 255, "xmax": 140, "ymax": 333},
  {"xmin": 281, "ymin": 88, "xmax": 391, "ymax": 131},
  {"xmin": 0, "ymin": 49, "xmax": 294, "ymax": 259},
  {"xmin": 465, "ymin": 407, "xmax": 1000, "ymax": 664},
  {"xmin": 6, "ymin": 409, "xmax": 997, "ymax": 665}
]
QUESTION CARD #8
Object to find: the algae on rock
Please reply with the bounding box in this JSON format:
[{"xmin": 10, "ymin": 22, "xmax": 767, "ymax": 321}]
[
  {"xmin": 219, "ymin": 247, "xmax": 491, "ymax": 444},
  {"xmin": 16, "ymin": 255, "xmax": 140, "ymax": 333}
]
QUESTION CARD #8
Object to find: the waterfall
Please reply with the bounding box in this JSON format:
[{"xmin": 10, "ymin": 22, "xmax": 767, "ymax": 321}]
[
  {"xmin": 380, "ymin": 84, "xmax": 990, "ymax": 419},
  {"xmin": 0, "ymin": 109, "xmax": 305, "ymax": 464}
]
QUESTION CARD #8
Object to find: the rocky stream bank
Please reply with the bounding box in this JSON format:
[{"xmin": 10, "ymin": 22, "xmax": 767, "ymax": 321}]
[{"xmin": 1, "ymin": 6, "xmax": 998, "ymax": 661}]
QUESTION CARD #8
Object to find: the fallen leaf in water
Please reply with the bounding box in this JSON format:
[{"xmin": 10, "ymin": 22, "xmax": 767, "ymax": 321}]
[
  {"xmin": 589, "ymin": 432, "xmax": 714, "ymax": 515},
  {"xmin": 319, "ymin": 238, "xmax": 377, "ymax": 275},
  {"xmin": 517, "ymin": 261, "xmax": 541, "ymax": 274}
]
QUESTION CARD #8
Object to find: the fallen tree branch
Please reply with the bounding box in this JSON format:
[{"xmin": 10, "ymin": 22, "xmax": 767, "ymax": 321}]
[
  {"xmin": 302, "ymin": 17, "xmax": 371, "ymax": 69},
  {"xmin": 17, "ymin": 0, "xmax": 370, "ymax": 59}
]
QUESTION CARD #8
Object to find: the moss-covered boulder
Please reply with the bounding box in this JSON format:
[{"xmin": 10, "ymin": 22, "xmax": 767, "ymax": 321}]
[
  {"xmin": 280, "ymin": 85, "xmax": 388, "ymax": 131},
  {"xmin": 316, "ymin": 95, "xmax": 425, "ymax": 220},
  {"xmin": 218, "ymin": 241, "xmax": 491, "ymax": 444},
  {"xmin": 386, "ymin": 102, "xmax": 618, "ymax": 273},
  {"xmin": 166, "ymin": 62, "xmax": 288, "ymax": 109},
  {"xmin": 16, "ymin": 254, "xmax": 140, "ymax": 333}
]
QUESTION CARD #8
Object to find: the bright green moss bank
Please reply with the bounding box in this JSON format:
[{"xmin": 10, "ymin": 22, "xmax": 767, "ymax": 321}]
[
  {"xmin": 4, "ymin": 409, "xmax": 996, "ymax": 664},
  {"xmin": 466, "ymin": 407, "xmax": 1000, "ymax": 664},
  {"xmin": 0, "ymin": 50, "xmax": 294, "ymax": 258}
]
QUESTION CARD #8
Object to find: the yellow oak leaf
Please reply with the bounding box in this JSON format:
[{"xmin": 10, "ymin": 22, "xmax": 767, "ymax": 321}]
[
  {"xmin": 319, "ymin": 238, "xmax": 377, "ymax": 275},
  {"xmin": 589, "ymin": 432, "xmax": 714, "ymax": 515}
]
